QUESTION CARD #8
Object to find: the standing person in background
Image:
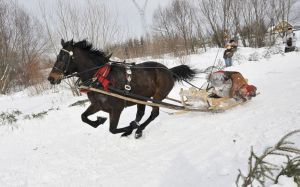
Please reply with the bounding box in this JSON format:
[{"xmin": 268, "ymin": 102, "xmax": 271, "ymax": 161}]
[
  {"xmin": 223, "ymin": 39, "xmax": 237, "ymax": 67},
  {"xmin": 229, "ymin": 39, "xmax": 238, "ymax": 53},
  {"xmin": 284, "ymin": 27, "xmax": 297, "ymax": 53}
]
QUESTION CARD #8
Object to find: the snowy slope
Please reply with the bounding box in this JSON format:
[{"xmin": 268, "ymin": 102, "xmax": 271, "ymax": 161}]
[{"xmin": 0, "ymin": 47, "xmax": 300, "ymax": 187}]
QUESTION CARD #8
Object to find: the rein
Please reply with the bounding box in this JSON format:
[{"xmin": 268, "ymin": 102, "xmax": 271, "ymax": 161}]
[
  {"xmin": 61, "ymin": 59, "xmax": 126, "ymax": 80},
  {"xmin": 111, "ymin": 64, "xmax": 202, "ymax": 90},
  {"xmin": 59, "ymin": 56, "xmax": 202, "ymax": 90},
  {"xmin": 205, "ymin": 47, "xmax": 221, "ymax": 91},
  {"xmin": 61, "ymin": 65, "xmax": 107, "ymax": 80}
]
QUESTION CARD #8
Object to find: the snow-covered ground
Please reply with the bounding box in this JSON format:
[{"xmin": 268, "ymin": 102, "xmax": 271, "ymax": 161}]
[{"xmin": 0, "ymin": 45, "xmax": 300, "ymax": 187}]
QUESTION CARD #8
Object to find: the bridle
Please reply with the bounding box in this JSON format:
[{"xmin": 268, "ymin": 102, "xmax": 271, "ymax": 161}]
[
  {"xmin": 53, "ymin": 48, "xmax": 111, "ymax": 81},
  {"xmin": 53, "ymin": 48, "xmax": 74, "ymax": 74}
]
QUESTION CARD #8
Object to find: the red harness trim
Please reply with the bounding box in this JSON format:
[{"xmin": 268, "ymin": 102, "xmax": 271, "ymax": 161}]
[
  {"xmin": 95, "ymin": 64, "xmax": 111, "ymax": 91},
  {"xmin": 80, "ymin": 64, "xmax": 111, "ymax": 93}
]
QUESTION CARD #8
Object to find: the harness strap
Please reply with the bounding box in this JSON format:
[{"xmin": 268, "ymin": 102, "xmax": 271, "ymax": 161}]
[
  {"xmin": 80, "ymin": 64, "xmax": 112, "ymax": 93},
  {"xmin": 124, "ymin": 65, "xmax": 132, "ymax": 93}
]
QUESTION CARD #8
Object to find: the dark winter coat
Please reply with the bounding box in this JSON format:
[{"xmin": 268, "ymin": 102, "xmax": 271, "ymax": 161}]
[{"xmin": 223, "ymin": 48, "xmax": 234, "ymax": 59}]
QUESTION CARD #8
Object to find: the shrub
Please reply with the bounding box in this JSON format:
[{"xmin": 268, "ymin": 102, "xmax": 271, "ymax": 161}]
[
  {"xmin": 233, "ymin": 52, "xmax": 246, "ymax": 65},
  {"xmin": 262, "ymin": 45, "xmax": 284, "ymax": 59},
  {"xmin": 236, "ymin": 130, "xmax": 300, "ymax": 187},
  {"xmin": 31, "ymin": 111, "xmax": 48, "ymax": 119},
  {"xmin": 248, "ymin": 51, "xmax": 260, "ymax": 61},
  {"xmin": 0, "ymin": 110, "xmax": 22, "ymax": 126},
  {"xmin": 69, "ymin": 99, "xmax": 89, "ymax": 107}
]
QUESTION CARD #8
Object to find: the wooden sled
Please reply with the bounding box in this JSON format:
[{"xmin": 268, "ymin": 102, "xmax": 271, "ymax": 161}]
[{"xmin": 177, "ymin": 87, "xmax": 251, "ymax": 114}]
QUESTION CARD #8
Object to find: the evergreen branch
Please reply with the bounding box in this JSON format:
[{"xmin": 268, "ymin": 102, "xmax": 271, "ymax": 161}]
[{"xmin": 236, "ymin": 129, "xmax": 300, "ymax": 187}]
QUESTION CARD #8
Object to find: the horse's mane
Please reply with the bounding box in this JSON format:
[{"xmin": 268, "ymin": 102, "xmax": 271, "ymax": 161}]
[{"xmin": 73, "ymin": 40, "xmax": 107, "ymax": 59}]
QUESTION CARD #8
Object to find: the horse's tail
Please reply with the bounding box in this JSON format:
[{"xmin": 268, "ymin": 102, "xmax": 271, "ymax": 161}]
[{"xmin": 170, "ymin": 65, "xmax": 197, "ymax": 82}]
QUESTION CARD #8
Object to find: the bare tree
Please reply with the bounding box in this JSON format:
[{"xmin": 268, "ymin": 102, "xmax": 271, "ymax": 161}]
[
  {"xmin": 153, "ymin": 5, "xmax": 177, "ymax": 54},
  {"xmin": 152, "ymin": 0, "xmax": 198, "ymax": 55},
  {"xmin": 238, "ymin": 0, "xmax": 269, "ymax": 47},
  {"xmin": 171, "ymin": 0, "xmax": 197, "ymax": 54},
  {"xmin": 269, "ymin": 0, "xmax": 298, "ymax": 37},
  {"xmin": 197, "ymin": 0, "xmax": 233, "ymax": 47},
  {"xmin": 39, "ymin": 0, "xmax": 122, "ymax": 96},
  {"xmin": 41, "ymin": 0, "xmax": 122, "ymax": 48},
  {"xmin": 270, "ymin": 0, "xmax": 294, "ymax": 24},
  {"xmin": 0, "ymin": 0, "xmax": 49, "ymax": 94}
]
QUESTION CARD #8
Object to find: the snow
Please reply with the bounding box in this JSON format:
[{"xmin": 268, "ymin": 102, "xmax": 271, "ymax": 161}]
[
  {"xmin": 269, "ymin": 176, "xmax": 298, "ymax": 187},
  {"xmin": 1, "ymin": 44, "xmax": 300, "ymax": 187}
]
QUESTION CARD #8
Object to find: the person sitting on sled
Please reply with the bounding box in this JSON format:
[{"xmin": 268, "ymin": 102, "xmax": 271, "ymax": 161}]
[{"xmin": 207, "ymin": 71, "xmax": 257, "ymax": 101}]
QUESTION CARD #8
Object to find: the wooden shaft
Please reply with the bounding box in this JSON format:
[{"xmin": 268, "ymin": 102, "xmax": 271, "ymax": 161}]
[{"xmin": 79, "ymin": 86, "xmax": 210, "ymax": 112}]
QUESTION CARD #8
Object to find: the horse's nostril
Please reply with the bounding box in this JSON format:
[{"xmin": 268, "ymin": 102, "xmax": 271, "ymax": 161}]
[{"xmin": 48, "ymin": 77, "xmax": 54, "ymax": 83}]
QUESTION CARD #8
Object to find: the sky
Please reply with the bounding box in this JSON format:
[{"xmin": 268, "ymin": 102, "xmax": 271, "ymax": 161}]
[
  {"xmin": 17, "ymin": 0, "xmax": 172, "ymax": 38},
  {"xmin": 16, "ymin": 0, "xmax": 300, "ymax": 40}
]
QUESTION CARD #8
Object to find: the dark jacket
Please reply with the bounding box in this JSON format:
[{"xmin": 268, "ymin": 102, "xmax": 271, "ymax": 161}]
[{"xmin": 223, "ymin": 48, "xmax": 234, "ymax": 59}]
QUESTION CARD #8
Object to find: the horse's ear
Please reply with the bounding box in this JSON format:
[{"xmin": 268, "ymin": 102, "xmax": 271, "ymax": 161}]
[
  {"xmin": 106, "ymin": 53, "xmax": 112, "ymax": 59},
  {"xmin": 70, "ymin": 39, "xmax": 74, "ymax": 45},
  {"xmin": 61, "ymin": 39, "xmax": 65, "ymax": 46}
]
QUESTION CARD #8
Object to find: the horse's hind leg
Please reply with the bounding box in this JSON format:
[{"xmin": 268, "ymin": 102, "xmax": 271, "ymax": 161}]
[
  {"xmin": 121, "ymin": 104, "xmax": 145, "ymax": 137},
  {"xmin": 135, "ymin": 106, "xmax": 159, "ymax": 139},
  {"xmin": 134, "ymin": 78, "xmax": 171, "ymax": 139},
  {"xmin": 133, "ymin": 104, "xmax": 146, "ymax": 125},
  {"xmin": 81, "ymin": 104, "xmax": 107, "ymax": 128}
]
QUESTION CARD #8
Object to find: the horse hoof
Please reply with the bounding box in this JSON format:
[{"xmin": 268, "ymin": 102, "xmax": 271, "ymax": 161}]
[
  {"xmin": 135, "ymin": 131, "xmax": 143, "ymax": 139},
  {"xmin": 91, "ymin": 117, "xmax": 107, "ymax": 128},
  {"xmin": 121, "ymin": 131, "xmax": 132, "ymax": 137}
]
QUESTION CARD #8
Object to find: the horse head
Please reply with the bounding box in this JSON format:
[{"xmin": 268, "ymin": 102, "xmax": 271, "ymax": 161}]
[
  {"xmin": 48, "ymin": 39, "xmax": 77, "ymax": 84},
  {"xmin": 48, "ymin": 39, "xmax": 112, "ymax": 84}
]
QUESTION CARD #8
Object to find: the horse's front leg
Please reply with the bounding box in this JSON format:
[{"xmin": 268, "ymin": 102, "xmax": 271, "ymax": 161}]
[
  {"xmin": 81, "ymin": 104, "xmax": 107, "ymax": 128},
  {"xmin": 109, "ymin": 109, "xmax": 133, "ymax": 134},
  {"xmin": 121, "ymin": 104, "xmax": 145, "ymax": 137}
]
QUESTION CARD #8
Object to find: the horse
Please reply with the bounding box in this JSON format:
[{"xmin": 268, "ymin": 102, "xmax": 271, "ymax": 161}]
[{"xmin": 48, "ymin": 39, "xmax": 197, "ymax": 138}]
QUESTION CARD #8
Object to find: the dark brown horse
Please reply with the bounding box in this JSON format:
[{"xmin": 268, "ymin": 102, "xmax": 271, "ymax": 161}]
[{"xmin": 48, "ymin": 39, "xmax": 197, "ymax": 138}]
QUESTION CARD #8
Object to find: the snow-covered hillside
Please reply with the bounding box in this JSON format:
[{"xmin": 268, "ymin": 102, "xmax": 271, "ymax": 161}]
[{"xmin": 0, "ymin": 46, "xmax": 300, "ymax": 187}]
